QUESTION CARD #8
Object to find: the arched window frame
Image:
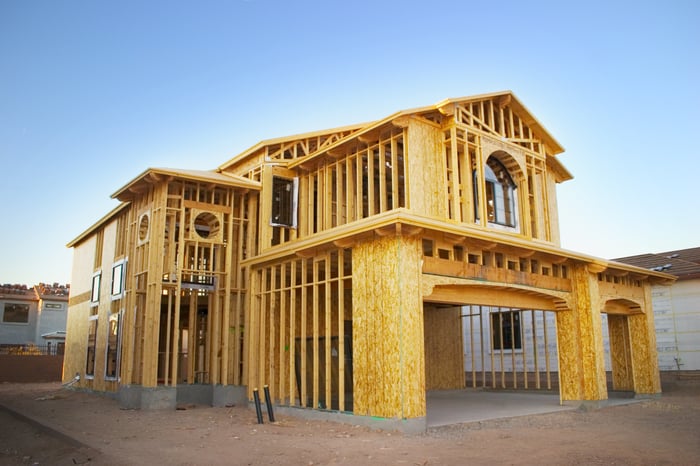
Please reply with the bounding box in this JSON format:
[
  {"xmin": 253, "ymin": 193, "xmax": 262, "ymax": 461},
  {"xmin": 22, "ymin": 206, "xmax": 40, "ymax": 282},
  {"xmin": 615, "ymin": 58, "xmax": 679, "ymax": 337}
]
[{"xmin": 474, "ymin": 156, "xmax": 518, "ymax": 229}]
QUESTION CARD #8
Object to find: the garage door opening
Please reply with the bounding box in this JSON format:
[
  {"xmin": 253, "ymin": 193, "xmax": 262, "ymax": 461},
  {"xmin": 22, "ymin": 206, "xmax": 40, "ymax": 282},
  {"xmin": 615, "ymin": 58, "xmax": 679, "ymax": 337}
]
[
  {"xmin": 424, "ymin": 302, "xmax": 560, "ymax": 392},
  {"xmin": 462, "ymin": 305, "xmax": 559, "ymax": 391}
]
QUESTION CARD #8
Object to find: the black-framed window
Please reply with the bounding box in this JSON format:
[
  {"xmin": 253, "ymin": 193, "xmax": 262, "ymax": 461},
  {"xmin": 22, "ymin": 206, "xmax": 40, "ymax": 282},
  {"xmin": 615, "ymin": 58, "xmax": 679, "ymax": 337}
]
[
  {"xmin": 105, "ymin": 312, "xmax": 121, "ymax": 379},
  {"xmin": 271, "ymin": 176, "xmax": 298, "ymax": 228},
  {"xmin": 86, "ymin": 316, "xmax": 98, "ymax": 377},
  {"xmin": 111, "ymin": 260, "xmax": 126, "ymax": 299},
  {"xmin": 491, "ymin": 310, "xmax": 522, "ymax": 350},
  {"xmin": 2, "ymin": 303, "xmax": 29, "ymax": 323},
  {"xmin": 475, "ymin": 157, "xmax": 517, "ymax": 227},
  {"xmin": 90, "ymin": 271, "xmax": 101, "ymax": 306}
]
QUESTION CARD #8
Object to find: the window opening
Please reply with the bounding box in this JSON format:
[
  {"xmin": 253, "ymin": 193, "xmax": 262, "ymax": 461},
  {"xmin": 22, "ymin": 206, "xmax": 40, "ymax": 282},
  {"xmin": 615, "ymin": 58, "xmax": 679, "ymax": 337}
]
[
  {"xmin": 2, "ymin": 303, "xmax": 29, "ymax": 323},
  {"xmin": 271, "ymin": 176, "xmax": 298, "ymax": 228},
  {"xmin": 90, "ymin": 271, "xmax": 101, "ymax": 306},
  {"xmin": 105, "ymin": 312, "xmax": 122, "ymax": 380},
  {"xmin": 111, "ymin": 260, "xmax": 126, "ymax": 299},
  {"xmin": 86, "ymin": 315, "xmax": 98, "ymax": 377},
  {"xmin": 475, "ymin": 157, "xmax": 517, "ymax": 227},
  {"xmin": 138, "ymin": 213, "xmax": 149, "ymax": 242},
  {"xmin": 194, "ymin": 212, "xmax": 220, "ymax": 239},
  {"xmin": 491, "ymin": 309, "xmax": 522, "ymax": 350}
]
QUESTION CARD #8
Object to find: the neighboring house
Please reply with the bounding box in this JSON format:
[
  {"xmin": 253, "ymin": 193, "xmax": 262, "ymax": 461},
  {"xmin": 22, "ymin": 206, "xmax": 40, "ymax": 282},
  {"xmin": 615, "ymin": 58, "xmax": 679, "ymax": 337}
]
[
  {"xmin": 0, "ymin": 283, "xmax": 69, "ymax": 352},
  {"xmin": 0, "ymin": 285, "xmax": 39, "ymax": 346},
  {"xmin": 35, "ymin": 283, "xmax": 70, "ymax": 354},
  {"xmin": 613, "ymin": 247, "xmax": 700, "ymax": 373},
  {"xmin": 64, "ymin": 91, "xmax": 672, "ymax": 432}
]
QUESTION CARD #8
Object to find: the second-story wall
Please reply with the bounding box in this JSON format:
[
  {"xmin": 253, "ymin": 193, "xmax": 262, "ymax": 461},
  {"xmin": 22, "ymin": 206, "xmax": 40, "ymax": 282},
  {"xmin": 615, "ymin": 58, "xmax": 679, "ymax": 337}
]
[{"xmin": 252, "ymin": 108, "xmax": 566, "ymax": 254}]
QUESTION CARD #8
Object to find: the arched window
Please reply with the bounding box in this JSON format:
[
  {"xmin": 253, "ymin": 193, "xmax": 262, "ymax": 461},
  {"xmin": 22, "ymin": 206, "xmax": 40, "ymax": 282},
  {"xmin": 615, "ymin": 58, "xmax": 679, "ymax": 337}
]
[{"xmin": 475, "ymin": 157, "xmax": 517, "ymax": 228}]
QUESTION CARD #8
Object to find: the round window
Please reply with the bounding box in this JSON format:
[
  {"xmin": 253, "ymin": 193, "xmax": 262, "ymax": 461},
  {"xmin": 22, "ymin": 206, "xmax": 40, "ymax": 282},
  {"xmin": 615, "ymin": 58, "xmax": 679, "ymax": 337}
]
[
  {"xmin": 138, "ymin": 214, "xmax": 149, "ymax": 241},
  {"xmin": 194, "ymin": 212, "xmax": 220, "ymax": 239}
]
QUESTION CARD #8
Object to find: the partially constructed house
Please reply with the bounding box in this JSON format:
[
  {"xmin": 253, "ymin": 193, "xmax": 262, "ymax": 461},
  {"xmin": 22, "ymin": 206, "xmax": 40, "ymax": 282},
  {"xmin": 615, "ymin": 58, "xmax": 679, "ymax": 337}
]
[{"xmin": 64, "ymin": 91, "xmax": 673, "ymax": 431}]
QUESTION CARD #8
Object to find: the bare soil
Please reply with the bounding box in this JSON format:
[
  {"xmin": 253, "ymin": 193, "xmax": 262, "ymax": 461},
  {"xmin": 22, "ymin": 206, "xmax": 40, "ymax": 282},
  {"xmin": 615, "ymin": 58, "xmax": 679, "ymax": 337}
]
[{"xmin": 0, "ymin": 381, "xmax": 698, "ymax": 465}]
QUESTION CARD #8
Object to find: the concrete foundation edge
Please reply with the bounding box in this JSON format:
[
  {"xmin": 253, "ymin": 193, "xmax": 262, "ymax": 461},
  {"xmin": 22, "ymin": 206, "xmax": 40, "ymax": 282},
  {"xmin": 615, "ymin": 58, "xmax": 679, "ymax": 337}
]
[
  {"xmin": 266, "ymin": 405, "xmax": 427, "ymax": 434},
  {"xmin": 118, "ymin": 385, "xmax": 176, "ymax": 410},
  {"xmin": 118, "ymin": 384, "xmax": 247, "ymax": 410}
]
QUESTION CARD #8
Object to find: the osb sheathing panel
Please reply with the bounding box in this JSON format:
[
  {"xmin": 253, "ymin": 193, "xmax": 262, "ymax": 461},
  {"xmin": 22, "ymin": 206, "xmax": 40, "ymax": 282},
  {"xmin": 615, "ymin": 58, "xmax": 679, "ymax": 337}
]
[
  {"xmin": 64, "ymin": 219, "xmax": 120, "ymax": 392},
  {"xmin": 406, "ymin": 118, "xmax": 447, "ymax": 218},
  {"xmin": 556, "ymin": 264, "xmax": 607, "ymax": 401},
  {"xmin": 424, "ymin": 305, "xmax": 464, "ymax": 390},
  {"xmin": 607, "ymin": 314, "xmax": 633, "ymax": 390},
  {"xmin": 64, "ymin": 239, "xmax": 94, "ymax": 383},
  {"xmin": 63, "ymin": 300, "xmax": 89, "ymax": 383},
  {"xmin": 353, "ymin": 234, "xmax": 425, "ymax": 419},
  {"xmin": 629, "ymin": 283, "xmax": 661, "ymax": 394}
]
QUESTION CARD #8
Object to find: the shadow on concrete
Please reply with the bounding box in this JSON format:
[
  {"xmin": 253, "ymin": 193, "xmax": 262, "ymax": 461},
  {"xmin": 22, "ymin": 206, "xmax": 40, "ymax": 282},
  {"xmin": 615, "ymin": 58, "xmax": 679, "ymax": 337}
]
[{"xmin": 426, "ymin": 389, "xmax": 641, "ymax": 428}]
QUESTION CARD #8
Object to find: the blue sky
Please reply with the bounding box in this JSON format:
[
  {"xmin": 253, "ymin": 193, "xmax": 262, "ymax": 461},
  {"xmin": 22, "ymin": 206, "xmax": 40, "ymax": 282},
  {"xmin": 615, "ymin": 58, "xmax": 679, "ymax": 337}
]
[{"xmin": 1, "ymin": 0, "xmax": 698, "ymax": 286}]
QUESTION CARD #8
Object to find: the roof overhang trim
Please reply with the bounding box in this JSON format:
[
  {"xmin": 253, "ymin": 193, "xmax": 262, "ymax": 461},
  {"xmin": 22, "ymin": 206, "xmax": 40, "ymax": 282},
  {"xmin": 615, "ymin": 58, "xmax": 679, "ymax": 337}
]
[
  {"xmin": 66, "ymin": 202, "xmax": 130, "ymax": 248},
  {"xmin": 112, "ymin": 167, "xmax": 261, "ymax": 201}
]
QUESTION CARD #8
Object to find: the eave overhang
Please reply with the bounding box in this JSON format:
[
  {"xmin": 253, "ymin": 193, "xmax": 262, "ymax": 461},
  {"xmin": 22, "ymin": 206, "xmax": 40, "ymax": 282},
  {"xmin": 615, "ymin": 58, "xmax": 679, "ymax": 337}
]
[
  {"xmin": 241, "ymin": 209, "xmax": 676, "ymax": 285},
  {"xmin": 112, "ymin": 167, "xmax": 261, "ymax": 202},
  {"xmin": 66, "ymin": 202, "xmax": 130, "ymax": 248},
  {"xmin": 216, "ymin": 123, "xmax": 369, "ymax": 172}
]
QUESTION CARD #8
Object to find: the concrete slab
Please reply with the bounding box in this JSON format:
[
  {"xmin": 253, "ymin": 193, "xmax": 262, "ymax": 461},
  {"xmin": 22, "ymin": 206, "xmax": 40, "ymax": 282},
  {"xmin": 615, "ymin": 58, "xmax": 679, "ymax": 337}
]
[{"xmin": 426, "ymin": 390, "xmax": 641, "ymax": 428}]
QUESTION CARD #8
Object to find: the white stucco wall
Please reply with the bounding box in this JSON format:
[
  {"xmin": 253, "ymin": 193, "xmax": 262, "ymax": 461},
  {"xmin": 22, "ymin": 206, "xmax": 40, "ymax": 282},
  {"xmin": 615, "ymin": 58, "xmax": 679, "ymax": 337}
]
[{"xmin": 653, "ymin": 280, "xmax": 700, "ymax": 371}]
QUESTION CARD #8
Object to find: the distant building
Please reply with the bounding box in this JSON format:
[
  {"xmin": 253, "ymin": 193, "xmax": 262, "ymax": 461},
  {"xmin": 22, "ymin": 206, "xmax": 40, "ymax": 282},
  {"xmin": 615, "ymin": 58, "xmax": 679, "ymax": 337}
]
[
  {"xmin": 0, "ymin": 283, "xmax": 70, "ymax": 353},
  {"xmin": 613, "ymin": 247, "xmax": 700, "ymax": 373}
]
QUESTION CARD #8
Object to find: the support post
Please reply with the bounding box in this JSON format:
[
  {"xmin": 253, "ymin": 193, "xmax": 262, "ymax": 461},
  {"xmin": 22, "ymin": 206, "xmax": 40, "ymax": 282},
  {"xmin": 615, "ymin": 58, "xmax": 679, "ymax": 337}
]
[
  {"xmin": 352, "ymin": 233, "xmax": 425, "ymax": 421},
  {"xmin": 556, "ymin": 264, "xmax": 607, "ymax": 403}
]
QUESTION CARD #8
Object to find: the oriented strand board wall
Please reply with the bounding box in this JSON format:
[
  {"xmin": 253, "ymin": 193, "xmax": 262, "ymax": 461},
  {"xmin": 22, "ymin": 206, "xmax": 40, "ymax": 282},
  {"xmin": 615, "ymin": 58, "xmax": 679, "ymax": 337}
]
[
  {"xmin": 64, "ymin": 237, "xmax": 96, "ymax": 383},
  {"xmin": 607, "ymin": 314, "xmax": 633, "ymax": 390},
  {"xmin": 424, "ymin": 305, "xmax": 464, "ymax": 390},
  {"xmin": 352, "ymin": 233, "xmax": 425, "ymax": 419},
  {"xmin": 556, "ymin": 264, "xmax": 607, "ymax": 401},
  {"xmin": 405, "ymin": 118, "xmax": 447, "ymax": 218},
  {"xmin": 629, "ymin": 283, "xmax": 661, "ymax": 394}
]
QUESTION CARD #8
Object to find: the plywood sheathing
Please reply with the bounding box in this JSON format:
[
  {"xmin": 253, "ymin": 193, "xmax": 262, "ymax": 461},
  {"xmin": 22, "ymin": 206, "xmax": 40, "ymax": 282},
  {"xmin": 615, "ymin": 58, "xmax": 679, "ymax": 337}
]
[
  {"xmin": 607, "ymin": 314, "xmax": 633, "ymax": 390},
  {"xmin": 424, "ymin": 305, "xmax": 464, "ymax": 390},
  {"xmin": 556, "ymin": 264, "xmax": 607, "ymax": 402},
  {"xmin": 405, "ymin": 118, "xmax": 446, "ymax": 218},
  {"xmin": 628, "ymin": 283, "xmax": 661, "ymax": 394},
  {"xmin": 353, "ymin": 233, "xmax": 425, "ymax": 419}
]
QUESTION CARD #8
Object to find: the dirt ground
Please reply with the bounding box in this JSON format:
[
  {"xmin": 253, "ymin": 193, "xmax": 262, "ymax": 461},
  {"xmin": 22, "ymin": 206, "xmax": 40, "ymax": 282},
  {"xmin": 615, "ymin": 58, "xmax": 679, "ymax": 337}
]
[{"xmin": 0, "ymin": 381, "xmax": 698, "ymax": 466}]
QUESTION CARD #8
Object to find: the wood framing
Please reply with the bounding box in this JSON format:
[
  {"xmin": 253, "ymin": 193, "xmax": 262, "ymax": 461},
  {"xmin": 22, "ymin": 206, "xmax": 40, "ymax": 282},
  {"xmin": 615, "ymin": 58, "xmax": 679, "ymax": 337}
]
[{"xmin": 65, "ymin": 91, "xmax": 673, "ymax": 430}]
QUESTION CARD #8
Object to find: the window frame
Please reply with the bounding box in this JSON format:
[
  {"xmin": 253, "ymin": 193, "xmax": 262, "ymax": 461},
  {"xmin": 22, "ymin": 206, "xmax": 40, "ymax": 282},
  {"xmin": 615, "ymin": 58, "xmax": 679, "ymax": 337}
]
[
  {"xmin": 270, "ymin": 176, "xmax": 299, "ymax": 228},
  {"xmin": 491, "ymin": 309, "xmax": 523, "ymax": 352},
  {"xmin": 2, "ymin": 303, "xmax": 30, "ymax": 324},
  {"xmin": 90, "ymin": 270, "xmax": 101, "ymax": 307},
  {"xmin": 111, "ymin": 259, "xmax": 127, "ymax": 300},
  {"xmin": 85, "ymin": 314, "xmax": 99, "ymax": 378},
  {"xmin": 474, "ymin": 157, "xmax": 518, "ymax": 229},
  {"xmin": 104, "ymin": 311, "xmax": 123, "ymax": 381}
]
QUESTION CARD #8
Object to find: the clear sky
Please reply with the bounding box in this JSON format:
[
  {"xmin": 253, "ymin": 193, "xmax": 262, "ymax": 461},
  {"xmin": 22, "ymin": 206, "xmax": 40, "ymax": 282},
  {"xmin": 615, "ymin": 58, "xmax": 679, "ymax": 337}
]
[{"xmin": 1, "ymin": 0, "xmax": 698, "ymax": 286}]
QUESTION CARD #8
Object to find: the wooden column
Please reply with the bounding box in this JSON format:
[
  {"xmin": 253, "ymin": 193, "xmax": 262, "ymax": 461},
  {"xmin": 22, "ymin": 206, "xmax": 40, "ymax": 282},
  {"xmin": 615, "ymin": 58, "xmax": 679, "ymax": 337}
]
[
  {"xmin": 352, "ymin": 233, "xmax": 425, "ymax": 419},
  {"xmin": 628, "ymin": 283, "xmax": 662, "ymax": 395},
  {"xmin": 141, "ymin": 185, "xmax": 168, "ymax": 387},
  {"xmin": 556, "ymin": 264, "xmax": 607, "ymax": 402},
  {"xmin": 607, "ymin": 314, "xmax": 633, "ymax": 390}
]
